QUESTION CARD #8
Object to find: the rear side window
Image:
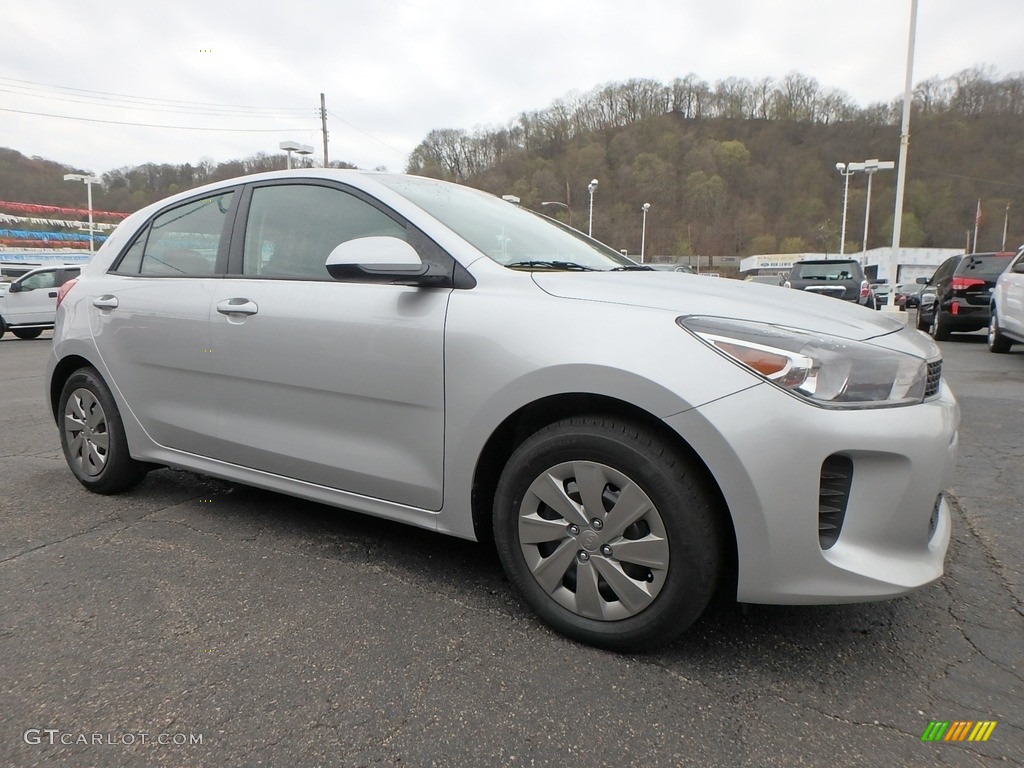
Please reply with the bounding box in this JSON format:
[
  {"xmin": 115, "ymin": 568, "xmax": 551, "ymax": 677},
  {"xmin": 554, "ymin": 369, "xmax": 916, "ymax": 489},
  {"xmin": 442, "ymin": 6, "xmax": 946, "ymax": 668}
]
[
  {"xmin": 242, "ymin": 184, "xmax": 406, "ymax": 279},
  {"xmin": 116, "ymin": 192, "xmax": 234, "ymax": 276}
]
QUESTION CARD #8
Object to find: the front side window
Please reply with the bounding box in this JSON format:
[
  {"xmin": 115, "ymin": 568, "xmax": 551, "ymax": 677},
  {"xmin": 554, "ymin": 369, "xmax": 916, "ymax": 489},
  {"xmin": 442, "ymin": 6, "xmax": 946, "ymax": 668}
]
[
  {"xmin": 242, "ymin": 184, "xmax": 406, "ymax": 279},
  {"xmin": 117, "ymin": 192, "xmax": 234, "ymax": 276},
  {"xmin": 18, "ymin": 270, "xmax": 57, "ymax": 291}
]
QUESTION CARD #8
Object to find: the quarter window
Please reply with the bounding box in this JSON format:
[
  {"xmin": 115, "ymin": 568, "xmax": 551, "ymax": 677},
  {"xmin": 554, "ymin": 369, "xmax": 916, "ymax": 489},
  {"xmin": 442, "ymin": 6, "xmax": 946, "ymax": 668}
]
[{"xmin": 242, "ymin": 184, "xmax": 406, "ymax": 279}]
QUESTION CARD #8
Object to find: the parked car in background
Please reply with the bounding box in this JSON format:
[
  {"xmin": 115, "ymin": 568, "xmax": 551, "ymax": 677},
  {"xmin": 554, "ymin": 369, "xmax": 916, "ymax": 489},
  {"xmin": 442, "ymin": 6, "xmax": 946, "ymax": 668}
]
[
  {"xmin": 916, "ymin": 252, "xmax": 1015, "ymax": 340},
  {"xmin": 896, "ymin": 280, "xmax": 928, "ymax": 311},
  {"xmin": 744, "ymin": 274, "xmax": 784, "ymax": 286},
  {"xmin": 0, "ymin": 264, "xmax": 81, "ymax": 339},
  {"xmin": 784, "ymin": 259, "xmax": 875, "ymax": 309},
  {"xmin": 988, "ymin": 246, "xmax": 1024, "ymax": 352},
  {"xmin": 47, "ymin": 169, "xmax": 958, "ymax": 650}
]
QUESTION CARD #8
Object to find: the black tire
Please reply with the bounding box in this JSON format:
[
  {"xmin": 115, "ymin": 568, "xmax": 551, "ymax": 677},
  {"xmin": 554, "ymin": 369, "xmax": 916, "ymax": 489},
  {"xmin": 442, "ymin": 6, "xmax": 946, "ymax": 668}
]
[
  {"xmin": 988, "ymin": 309, "xmax": 1012, "ymax": 353},
  {"xmin": 916, "ymin": 309, "xmax": 929, "ymax": 331},
  {"xmin": 58, "ymin": 367, "xmax": 149, "ymax": 494},
  {"xmin": 929, "ymin": 309, "xmax": 951, "ymax": 341},
  {"xmin": 493, "ymin": 416, "xmax": 723, "ymax": 651},
  {"xmin": 11, "ymin": 327, "xmax": 43, "ymax": 340},
  {"xmin": 0, "ymin": 315, "xmax": 6, "ymax": 340}
]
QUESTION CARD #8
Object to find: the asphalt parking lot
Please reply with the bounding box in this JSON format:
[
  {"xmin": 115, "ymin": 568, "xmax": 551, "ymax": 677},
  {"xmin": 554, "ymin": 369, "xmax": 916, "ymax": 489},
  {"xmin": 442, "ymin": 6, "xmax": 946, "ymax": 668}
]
[{"xmin": 2, "ymin": 325, "xmax": 1022, "ymax": 768}]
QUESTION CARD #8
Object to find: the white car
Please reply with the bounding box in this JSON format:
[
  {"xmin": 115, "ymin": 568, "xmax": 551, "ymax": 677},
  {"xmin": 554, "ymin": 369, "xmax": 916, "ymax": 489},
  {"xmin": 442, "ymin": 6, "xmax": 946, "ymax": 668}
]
[
  {"xmin": 0, "ymin": 265, "xmax": 81, "ymax": 340},
  {"xmin": 989, "ymin": 246, "xmax": 1024, "ymax": 352},
  {"xmin": 47, "ymin": 170, "xmax": 959, "ymax": 650}
]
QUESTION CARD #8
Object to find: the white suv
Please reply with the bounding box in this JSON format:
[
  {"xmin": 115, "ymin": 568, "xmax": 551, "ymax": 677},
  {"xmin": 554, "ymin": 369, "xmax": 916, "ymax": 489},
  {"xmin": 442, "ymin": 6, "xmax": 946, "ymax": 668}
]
[
  {"xmin": 989, "ymin": 246, "xmax": 1024, "ymax": 352},
  {"xmin": 0, "ymin": 265, "xmax": 82, "ymax": 340}
]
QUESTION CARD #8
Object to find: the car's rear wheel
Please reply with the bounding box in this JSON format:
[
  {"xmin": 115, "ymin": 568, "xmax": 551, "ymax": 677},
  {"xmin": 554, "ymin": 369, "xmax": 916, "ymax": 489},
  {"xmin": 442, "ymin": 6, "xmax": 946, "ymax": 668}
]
[
  {"xmin": 11, "ymin": 328, "xmax": 43, "ymax": 340},
  {"xmin": 493, "ymin": 416, "xmax": 723, "ymax": 651},
  {"xmin": 929, "ymin": 309, "xmax": 951, "ymax": 341},
  {"xmin": 59, "ymin": 367, "xmax": 150, "ymax": 494},
  {"xmin": 988, "ymin": 309, "xmax": 1012, "ymax": 353}
]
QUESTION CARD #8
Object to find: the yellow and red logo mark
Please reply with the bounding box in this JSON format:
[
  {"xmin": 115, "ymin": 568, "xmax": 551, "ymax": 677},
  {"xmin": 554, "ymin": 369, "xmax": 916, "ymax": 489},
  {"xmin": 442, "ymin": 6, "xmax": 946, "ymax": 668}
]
[{"xmin": 921, "ymin": 721, "xmax": 997, "ymax": 742}]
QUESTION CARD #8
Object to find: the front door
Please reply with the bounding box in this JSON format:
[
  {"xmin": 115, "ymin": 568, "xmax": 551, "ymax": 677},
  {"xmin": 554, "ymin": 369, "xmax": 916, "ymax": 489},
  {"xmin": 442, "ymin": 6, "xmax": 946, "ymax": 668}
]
[{"xmin": 210, "ymin": 181, "xmax": 449, "ymax": 510}]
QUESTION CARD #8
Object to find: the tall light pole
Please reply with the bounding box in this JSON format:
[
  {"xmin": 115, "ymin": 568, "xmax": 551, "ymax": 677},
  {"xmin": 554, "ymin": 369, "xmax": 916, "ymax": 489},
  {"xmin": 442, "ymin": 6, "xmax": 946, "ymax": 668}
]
[
  {"xmin": 587, "ymin": 179, "xmax": 599, "ymax": 237},
  {"xmin": 279, "ymin": 140, "xmax": 314, "ymax": 169},
  {"xmin": 63, "ymin": 173, "xmax": 101, "ymax": 254},
  {"xmin": 858, "ymin": 159, "xmax": 895, "ymax": 254},
  {"xmin": 640, "ymin": 202, "xmax": 651, "ymax": 262},
  {"xmin": 835, "ymin": 162, "xmax": 857, "ymax": 255},
  {"xmin": 887, "ymin": 0, "xmax": 919, "ymax": 314}
]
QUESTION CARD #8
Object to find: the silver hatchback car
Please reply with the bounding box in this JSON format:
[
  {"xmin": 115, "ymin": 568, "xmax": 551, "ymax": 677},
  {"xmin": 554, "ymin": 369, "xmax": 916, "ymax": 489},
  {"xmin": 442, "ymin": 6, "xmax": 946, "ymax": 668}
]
[{"xmin": 48, "ymin": 170, "xmax": 959, "ymax": 650}]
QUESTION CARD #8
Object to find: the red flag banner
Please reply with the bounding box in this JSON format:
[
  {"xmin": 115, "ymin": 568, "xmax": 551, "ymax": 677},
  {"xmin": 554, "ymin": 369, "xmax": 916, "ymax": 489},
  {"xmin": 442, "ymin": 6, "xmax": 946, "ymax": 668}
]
[{"xmin": 0, "ymin": 200, "xmax": 129, "ymax": 219}]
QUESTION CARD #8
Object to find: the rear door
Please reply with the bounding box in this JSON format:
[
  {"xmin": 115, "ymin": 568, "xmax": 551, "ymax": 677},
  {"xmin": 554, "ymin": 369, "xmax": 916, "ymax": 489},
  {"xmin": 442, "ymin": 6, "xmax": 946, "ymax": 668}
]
[
  {"xmin": 209, "ymin": 180, "xmax": 451, "ymax": 510},
  {"xmin": 87, "ymin": 190, "xmax": 236, "ymax": 453}
]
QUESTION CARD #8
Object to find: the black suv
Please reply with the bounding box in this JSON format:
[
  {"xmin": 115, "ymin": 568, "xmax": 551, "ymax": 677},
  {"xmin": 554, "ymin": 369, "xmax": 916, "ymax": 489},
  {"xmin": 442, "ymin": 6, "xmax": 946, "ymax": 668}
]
[
  {"xmin": 916, "ymin": 252, "xmax": 1014, "ymax": 340},
  {"xmin": 784, "ymin": 259, "xmax": 875, "ymax": 308}
]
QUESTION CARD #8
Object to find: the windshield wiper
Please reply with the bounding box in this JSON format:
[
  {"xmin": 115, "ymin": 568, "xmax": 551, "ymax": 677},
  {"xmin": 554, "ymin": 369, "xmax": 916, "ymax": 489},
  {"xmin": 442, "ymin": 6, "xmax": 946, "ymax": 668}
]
[
  {"xmin": 506, "ymin": 260, "xmax": 597, "ymax": 271},
  {"xmin": 609, "ymin": 264, "xmax": 654, "ymax": 271}
]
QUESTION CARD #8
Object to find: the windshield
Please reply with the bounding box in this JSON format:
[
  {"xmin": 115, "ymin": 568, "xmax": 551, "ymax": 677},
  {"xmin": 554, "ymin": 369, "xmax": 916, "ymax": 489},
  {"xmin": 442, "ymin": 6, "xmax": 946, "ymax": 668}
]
[{"xmin": 377, "ymin": 175, "xmax": 638, "ymax": 271}]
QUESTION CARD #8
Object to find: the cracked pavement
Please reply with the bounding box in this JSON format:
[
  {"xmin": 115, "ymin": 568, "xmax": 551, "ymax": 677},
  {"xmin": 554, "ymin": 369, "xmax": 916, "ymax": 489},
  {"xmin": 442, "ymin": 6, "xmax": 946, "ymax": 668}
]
[{"xmin": 1, "ymin": 330, "xmax": 1021, "ymax": 767}]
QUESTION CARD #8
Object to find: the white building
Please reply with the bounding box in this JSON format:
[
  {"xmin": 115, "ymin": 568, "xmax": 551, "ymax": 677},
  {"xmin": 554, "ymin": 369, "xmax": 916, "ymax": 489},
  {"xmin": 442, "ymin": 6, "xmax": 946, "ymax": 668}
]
[{"xmin": 739, "ymin": 247, "xmax": 961, "ymax": 283}]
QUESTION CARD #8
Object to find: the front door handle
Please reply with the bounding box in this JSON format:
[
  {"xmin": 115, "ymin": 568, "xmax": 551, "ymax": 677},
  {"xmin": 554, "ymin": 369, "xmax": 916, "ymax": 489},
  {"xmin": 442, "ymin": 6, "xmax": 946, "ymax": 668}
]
[
  {"xmin": 216, "ymin": 298, "xmax": 259, "ymax": 316},
  {"xmin": 48, "ymin": 291, "xmax": 58, "ymax": 298},
  {"xmin": 92, "ymin": 295, "xmax": 119, "ymax": 310}
]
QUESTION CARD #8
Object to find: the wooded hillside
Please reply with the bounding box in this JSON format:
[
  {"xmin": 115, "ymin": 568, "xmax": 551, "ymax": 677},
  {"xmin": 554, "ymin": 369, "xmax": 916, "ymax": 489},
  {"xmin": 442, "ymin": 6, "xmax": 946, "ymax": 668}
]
[{"xmin": 2, "ymin": 67, "xmax": 1021, "ymax": 258}]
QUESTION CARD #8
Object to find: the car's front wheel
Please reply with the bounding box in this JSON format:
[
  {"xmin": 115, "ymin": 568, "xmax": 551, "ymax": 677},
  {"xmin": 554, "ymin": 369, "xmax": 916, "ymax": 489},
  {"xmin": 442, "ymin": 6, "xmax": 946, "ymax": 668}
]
[
  {"xmin": 493, "ymin": 416, "xmax": 723, "ymax": 651},
  {"xmin": 58, "ymin": 367, "xmax": 150, "ymax": 494},
  {"xmin": 988, "ymin": 309, "xmax": 1012, "ymax": 353}
]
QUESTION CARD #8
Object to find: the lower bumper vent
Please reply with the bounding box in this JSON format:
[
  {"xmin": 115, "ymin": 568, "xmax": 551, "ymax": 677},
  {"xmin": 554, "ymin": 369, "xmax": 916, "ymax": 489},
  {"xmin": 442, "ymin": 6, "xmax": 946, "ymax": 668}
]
[{"xmin": 819, "ymin": 454, "xmax": 853, "ymax": 550}]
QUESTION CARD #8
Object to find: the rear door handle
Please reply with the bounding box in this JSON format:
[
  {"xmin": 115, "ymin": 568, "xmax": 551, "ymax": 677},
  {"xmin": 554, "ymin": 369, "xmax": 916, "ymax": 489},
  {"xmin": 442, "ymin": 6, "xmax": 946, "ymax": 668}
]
[
  {"xmin": 92, "ymin": 295, "xmax": 119, "ymax": 310},
  {"xmin": 216, "ymin": 298, "xmax": 259, "ymax": 316}
]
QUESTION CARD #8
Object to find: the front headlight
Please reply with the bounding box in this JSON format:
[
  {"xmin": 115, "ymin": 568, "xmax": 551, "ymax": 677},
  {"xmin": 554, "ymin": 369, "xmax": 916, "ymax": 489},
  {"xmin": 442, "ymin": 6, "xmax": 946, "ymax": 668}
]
[{"xmin": 677, "ymin": 316, "xmax": 928, "ymax": 409}]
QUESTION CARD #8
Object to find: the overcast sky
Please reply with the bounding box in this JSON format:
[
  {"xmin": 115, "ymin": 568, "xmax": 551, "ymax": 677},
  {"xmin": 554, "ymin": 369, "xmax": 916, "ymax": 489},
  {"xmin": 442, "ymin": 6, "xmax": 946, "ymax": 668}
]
[{"xmin": 3, "ymin": 0, "xmax": 1022, "ymax": 177}]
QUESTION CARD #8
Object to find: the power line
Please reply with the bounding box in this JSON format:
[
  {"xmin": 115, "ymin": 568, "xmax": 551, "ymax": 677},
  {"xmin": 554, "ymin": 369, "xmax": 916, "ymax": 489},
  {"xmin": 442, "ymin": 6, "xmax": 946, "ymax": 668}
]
[
  {"xmin": 327, "ymin": 110, "xmax": 408, "ymax": 157},
  {"xmin": 0, "ymin": 85, "xmax": 315, "ymax": 119},
  {"xmin": 0, "ymin": 75, "xmax": 311, "ymax": 115},
  {"xmin": 914, "ymin": 167, "xmax": 1024, "ymax": 190},
  {"xmin": 0, "ymin": 107, "xmax": 308, "ymax": 133}
]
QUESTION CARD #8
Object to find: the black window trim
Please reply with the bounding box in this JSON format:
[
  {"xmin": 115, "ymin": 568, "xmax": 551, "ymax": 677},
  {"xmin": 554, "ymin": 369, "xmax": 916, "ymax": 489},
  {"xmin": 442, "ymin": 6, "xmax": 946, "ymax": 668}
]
[
  {"xmin": 107, "ymin": 187, "xmax": 241, "ymax": 278},
  {"xmin": 226, "ymin": 178, "xmax": 474, "ymax": 289}
]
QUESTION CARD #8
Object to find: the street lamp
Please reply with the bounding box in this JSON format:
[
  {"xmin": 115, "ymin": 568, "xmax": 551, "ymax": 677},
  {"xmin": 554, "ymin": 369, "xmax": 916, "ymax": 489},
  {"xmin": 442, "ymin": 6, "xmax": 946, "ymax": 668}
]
[
  {"xmin": 835, "ymin": 162, "xmax": 857, "ymax": 255},
  {"xmin": 857, "ymin": 159, "xmax": 895, "ymax": 253},
  {"xmin": 63, "ymin": 173, "xmax": 101, "ymax": 254},
  {"xmin": 279, "ymin": 140, "xmax": 314, "ymax": 169},
  {"xmin": 587, "ymin": 179, "xmax": 598, "ymax": 237},
  {"xmin": 540, "ymin": 200, "xmax": 571, "ymax": 227},
  {"xmin": 640, "ymin": 202, "xmax": 651, "ymax": 262}
]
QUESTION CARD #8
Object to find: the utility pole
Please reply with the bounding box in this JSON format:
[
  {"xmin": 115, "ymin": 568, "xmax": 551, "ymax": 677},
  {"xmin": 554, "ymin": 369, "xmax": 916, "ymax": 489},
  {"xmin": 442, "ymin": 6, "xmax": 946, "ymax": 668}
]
[{"xmin": 320, "ymin": 92, "xmax": 329, "ymax": 167}]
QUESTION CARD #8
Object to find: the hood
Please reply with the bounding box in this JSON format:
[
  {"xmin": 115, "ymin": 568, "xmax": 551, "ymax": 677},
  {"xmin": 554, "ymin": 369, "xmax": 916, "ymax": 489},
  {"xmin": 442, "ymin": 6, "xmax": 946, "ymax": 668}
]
[{"xmin": 531, "ymin": 271, "xmax": 907, "ymax": 343}]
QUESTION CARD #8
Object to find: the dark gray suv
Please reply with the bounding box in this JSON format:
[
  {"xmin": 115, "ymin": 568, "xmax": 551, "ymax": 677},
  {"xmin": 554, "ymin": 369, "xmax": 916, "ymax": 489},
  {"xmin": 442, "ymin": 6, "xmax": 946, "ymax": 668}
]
[{"xmin": 784, "ymin": 259, "xmax": 875, "ymax": 308}]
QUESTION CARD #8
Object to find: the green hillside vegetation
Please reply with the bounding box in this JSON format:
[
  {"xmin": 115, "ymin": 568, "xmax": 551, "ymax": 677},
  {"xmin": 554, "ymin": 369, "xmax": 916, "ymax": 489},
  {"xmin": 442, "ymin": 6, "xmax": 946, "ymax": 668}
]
[
  {"xmin": 407, "ymin": 68, "xmax": 1024, "ymax": 259},
  {"xmin": 1, "ymin": 67, "xmax": 1021, "ymax": 261}
]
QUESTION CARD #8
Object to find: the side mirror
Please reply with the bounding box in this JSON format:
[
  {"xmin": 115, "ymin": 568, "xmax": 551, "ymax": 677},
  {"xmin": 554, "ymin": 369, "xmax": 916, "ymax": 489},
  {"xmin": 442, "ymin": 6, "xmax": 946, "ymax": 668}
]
[
  {"xmin": 8, "ymin": 282, "xmax": 22, "ymax": 293},
  {"xmin": 325, "ymin": 236, "xmax": 428, "ymax": 283}
]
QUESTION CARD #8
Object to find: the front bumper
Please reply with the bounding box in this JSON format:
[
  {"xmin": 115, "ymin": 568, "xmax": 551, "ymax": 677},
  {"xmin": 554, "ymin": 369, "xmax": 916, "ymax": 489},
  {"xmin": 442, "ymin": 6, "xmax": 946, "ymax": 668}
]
[{"xmin": 664, "ymin": 381, "xmax": 959, "ymax": 604}]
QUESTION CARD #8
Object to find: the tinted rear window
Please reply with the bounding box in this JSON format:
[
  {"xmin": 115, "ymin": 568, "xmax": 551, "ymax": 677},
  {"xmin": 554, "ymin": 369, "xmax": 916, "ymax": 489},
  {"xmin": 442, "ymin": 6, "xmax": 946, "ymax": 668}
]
[
  {"xmin": 959, "ymin": 255, "xmax": 1013, "ymax": 279},
  {"xmin": 791, "ymin": 263, "xmax": 861, "ymax": 280}
]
